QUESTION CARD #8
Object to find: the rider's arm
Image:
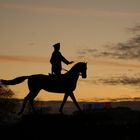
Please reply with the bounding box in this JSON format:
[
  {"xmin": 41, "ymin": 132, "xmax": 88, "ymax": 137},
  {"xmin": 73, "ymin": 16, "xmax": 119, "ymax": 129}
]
[{"xmin": 60, "ymin": 53, "xmax": 74, "ymax": 65}]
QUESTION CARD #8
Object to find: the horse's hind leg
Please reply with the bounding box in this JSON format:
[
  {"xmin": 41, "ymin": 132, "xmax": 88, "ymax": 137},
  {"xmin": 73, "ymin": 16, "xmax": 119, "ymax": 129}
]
[
  {"xmin": 59, "ymin": 94, "xmax": 69, "ymax": 114},
  {"xmin": 17, "ymin": 95, "xmax": 29, "ymax": 115},
  {"xmin": 28, "ymin": 89, "xmax": 40, "ymax": 114},
  {"xmin": 17, "ymin": 90, "xmax": 39, "ymax": 115}
]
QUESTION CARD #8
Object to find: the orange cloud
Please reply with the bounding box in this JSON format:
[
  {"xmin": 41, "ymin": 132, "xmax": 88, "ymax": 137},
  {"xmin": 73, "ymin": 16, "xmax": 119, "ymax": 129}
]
[{"xmin": 0, "ymin": 55, "xmax": 49, "ymax": 63}]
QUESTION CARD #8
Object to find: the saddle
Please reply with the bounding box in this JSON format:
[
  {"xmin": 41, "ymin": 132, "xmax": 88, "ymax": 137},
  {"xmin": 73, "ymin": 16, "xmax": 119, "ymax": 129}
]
[{"xmin": 48, "ymin": 73, "xmax": 65, "ymax": 79}]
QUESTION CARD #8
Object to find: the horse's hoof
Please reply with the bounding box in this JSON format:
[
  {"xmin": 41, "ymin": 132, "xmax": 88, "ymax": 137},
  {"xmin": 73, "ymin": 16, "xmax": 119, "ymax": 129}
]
[
  {"xmin": 17, "ymin": 112, "xmax": 22, "ymax": 116},
  {"xmin": 59, "ymin": 110, "xmax": 64, "ymax": 115},
  {"xmin": 33, "ymin": 111, "xmax": 39, "ymax": 115}
]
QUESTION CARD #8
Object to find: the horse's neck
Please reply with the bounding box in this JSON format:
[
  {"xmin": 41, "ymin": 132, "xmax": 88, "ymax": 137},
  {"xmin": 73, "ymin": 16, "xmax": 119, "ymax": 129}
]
[{"xmin": 65, "ymin": 66, "xmax": 80, "ymax": 80}]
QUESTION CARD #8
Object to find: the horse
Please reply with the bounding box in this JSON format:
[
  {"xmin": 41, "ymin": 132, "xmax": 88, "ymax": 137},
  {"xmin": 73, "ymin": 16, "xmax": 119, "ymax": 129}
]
[{"xmin": 1, "ymin": 62, "xmax": 87, "ymax": 115}]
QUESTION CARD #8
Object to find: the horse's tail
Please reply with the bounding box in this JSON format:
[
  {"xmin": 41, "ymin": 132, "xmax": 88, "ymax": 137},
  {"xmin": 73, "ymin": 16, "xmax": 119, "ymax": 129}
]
[{"xmin": 0, "ymin": 76, "xmax": 29, "ymax": 85}]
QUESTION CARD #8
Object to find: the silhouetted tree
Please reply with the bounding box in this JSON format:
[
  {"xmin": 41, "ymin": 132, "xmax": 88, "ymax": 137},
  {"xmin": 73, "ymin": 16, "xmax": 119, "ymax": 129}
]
[{"xmin": 0, "ymin": 84, "xmax": 15, "ymax": 99}]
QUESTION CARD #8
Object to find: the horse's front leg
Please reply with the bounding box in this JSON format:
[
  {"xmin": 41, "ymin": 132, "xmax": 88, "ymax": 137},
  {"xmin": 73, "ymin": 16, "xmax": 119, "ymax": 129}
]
[
  {"xmin": 59, "ymin": 93, "xmax": 69, "ymax": 114},
  {"xmin": 29, "ymin": 99, "xmax": 37, "ymax": 114},
  {"xmin": 70, "ymin": 92, "xmax": 82, "ymax": 113}
]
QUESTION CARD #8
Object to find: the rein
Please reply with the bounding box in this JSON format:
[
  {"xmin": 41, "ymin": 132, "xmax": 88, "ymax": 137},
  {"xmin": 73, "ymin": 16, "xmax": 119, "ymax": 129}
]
[
  {"xmin": 62, "ymin": 68, "xmax": 68, "ymax": 72},
  {"xmin": 62, "ymin": 68, "xmax": 82, "ymax": 76}
]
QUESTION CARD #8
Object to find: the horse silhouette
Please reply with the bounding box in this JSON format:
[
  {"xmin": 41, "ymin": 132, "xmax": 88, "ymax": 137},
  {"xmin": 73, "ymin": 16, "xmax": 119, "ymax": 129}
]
[{"xmin": 1, "ymin": 62, "xmax": 87, "ymax": 115}]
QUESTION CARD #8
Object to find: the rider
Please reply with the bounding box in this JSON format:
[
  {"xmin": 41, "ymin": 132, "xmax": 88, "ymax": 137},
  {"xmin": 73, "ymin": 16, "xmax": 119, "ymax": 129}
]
[{"xmin": 50, "ymin": 42, "xmax": 74, "ymax": 75}]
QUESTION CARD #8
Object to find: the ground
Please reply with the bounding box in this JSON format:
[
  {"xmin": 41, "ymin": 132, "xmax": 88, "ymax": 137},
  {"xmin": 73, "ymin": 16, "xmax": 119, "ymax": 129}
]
[
  {"xmin": 1, "ymin": 98, "xmax": 140, "ymax": 139},
  {"xmin": 1, "ymin": 107, "xmax": 140, "ymax": 139}
]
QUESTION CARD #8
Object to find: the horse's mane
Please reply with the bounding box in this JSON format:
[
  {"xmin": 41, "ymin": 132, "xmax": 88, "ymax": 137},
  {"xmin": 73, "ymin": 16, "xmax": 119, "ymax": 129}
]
[{"xmin": 64, "ymin": 62, "xmax": 86, "ymax": 75}]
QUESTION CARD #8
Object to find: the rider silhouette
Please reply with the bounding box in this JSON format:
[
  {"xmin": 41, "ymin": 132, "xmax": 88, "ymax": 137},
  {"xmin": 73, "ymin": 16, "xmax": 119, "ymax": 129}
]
[{"xmin": 50, "ymin": 43, "xmax": 74, "ymax": 75}]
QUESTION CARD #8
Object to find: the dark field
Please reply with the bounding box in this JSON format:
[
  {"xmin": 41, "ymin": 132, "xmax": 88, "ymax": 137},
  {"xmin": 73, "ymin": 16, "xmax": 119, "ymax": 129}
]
[
  {"xmin": 1, "ymin": 99, "xmax": 140, "ymax": 139},
  {"xmin": 1, "ymin": 108, "xmax": 140, "ymax": 139}
]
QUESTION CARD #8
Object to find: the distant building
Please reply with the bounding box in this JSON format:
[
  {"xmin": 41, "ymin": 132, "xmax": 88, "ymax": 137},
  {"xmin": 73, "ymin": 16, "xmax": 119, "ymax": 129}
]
[{"xmin": 83, "ymin": 102, "xmax": 112, "ymax": 111}]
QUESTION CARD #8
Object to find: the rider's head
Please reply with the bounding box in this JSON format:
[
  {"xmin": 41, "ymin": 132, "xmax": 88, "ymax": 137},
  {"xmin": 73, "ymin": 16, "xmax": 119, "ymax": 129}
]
[{"xmin": 53, "ymin": 43, "xmax": 60, "ymax": 51}]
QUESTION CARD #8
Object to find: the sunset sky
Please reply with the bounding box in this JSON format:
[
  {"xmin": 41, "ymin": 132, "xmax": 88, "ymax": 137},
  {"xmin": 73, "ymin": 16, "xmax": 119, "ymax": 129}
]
[{"xmin": 1, "ymin": 0, "xmax": 140, "ymax": 102}]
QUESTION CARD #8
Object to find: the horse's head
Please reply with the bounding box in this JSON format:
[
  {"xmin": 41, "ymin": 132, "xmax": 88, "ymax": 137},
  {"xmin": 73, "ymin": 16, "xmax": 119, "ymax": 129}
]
[
  {"xmin": 78, "ymin": 62, "xmax": 87, "ymax": 79},
  {"xmin": 66, "ymin": 62, "xmax": 87, "ymax": 79}
]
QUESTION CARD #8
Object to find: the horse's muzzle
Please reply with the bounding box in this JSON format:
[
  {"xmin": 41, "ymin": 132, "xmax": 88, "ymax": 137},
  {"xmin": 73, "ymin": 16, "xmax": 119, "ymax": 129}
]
[{"xmin": 82, "ymin": 75, "xmax": 87, "ymax": 78}]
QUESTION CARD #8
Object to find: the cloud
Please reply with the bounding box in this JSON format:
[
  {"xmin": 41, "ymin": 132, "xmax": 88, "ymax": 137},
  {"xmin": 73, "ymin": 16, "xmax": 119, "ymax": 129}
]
[
  {"xmin": 101, "ymin": 35, "xmax": 140, "ymax": 59},
  {"xmin": 127, "ymin": 25, "xmax": 140, "ymax": 34},
  {"xmin": 77, "ymin": 48, "xmax": 98, "ymax": 59},
  {"xmin": 82, "ymin": 74, "xmax": 140, "ymax": 86},
  {"xmin": 28, "ymin": 42, "xmax": 35, "ymax": 46},
  {"xmin": 0, "ymin": 55, "xmax": 49, "ymax": 63},
  {"xmin": 78, "ymin": 25, "xmax": 140, "ymax": 60},
  {"xmin": 106, "ymin": 34, "xmax": 140, "ymax": 59},
  {"xmin": 98, "ymin": 75, "xmax": 140, "ymax": 86}
]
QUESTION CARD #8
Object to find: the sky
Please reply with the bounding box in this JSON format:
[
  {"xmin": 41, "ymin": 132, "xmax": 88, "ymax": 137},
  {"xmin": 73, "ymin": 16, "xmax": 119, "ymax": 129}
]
[{"xmin": 0, "ymin": 0, "xmax": 140, "ymax": 102}]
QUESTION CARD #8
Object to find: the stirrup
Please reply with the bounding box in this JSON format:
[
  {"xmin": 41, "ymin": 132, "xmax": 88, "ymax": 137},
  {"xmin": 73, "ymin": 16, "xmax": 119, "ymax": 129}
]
[{"xmin": 0, "ymin": 80, "xmax": 2, "ymax": 85}]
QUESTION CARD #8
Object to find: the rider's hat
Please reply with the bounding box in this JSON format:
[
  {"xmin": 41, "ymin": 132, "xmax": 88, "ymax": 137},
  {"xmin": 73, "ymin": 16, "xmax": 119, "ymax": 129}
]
[{"xmin": 53, "ymin": 43, "xmax": 60, "ymax": 48}]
